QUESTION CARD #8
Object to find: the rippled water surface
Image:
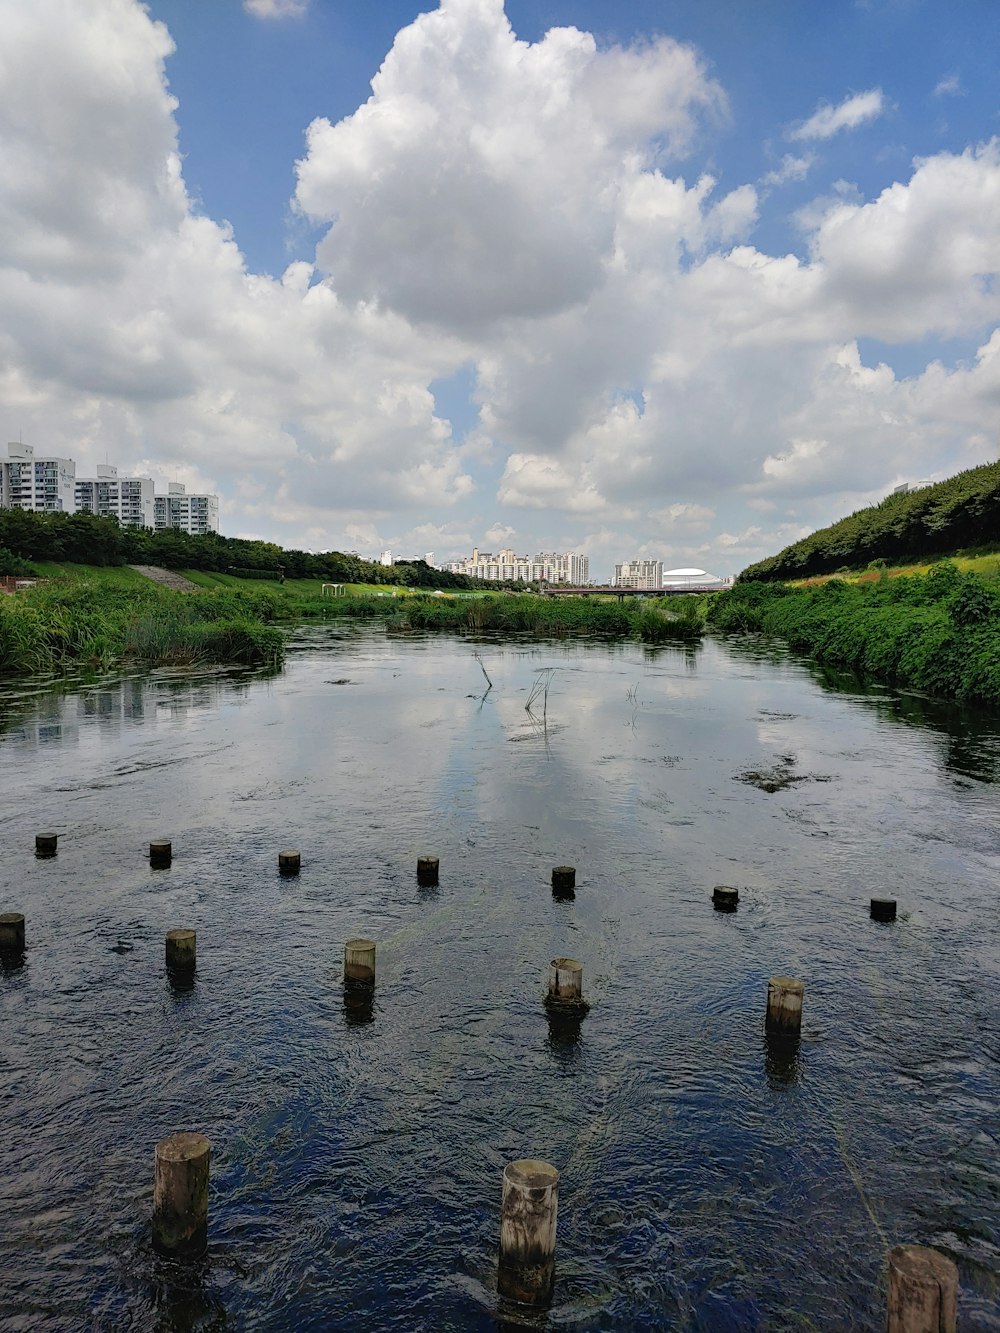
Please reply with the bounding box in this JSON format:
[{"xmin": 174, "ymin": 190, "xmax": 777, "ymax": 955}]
[{"xmin": 2, "ymin": 625, "xmax": 1000, "ymax": 1331}]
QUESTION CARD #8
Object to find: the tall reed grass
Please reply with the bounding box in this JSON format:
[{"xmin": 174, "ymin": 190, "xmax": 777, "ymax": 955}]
[{"xmin": 0, "ymin": 578, "xmax": 284, "ymax": 678}]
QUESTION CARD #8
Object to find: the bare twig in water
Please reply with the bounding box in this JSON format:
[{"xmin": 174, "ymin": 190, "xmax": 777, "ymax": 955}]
[
  {"xmin": 473, "ymin": 652, "xmax": 493, "ymax": 692},
  {"xmin": 526, "ymin": 667, "xmax": 555, "ymax": 716}
]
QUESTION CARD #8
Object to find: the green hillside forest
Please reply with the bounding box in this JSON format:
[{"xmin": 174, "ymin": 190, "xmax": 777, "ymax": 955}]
[{"xmin": 739, "ymin": 461, "xmax": 1000, "ymax": 582}]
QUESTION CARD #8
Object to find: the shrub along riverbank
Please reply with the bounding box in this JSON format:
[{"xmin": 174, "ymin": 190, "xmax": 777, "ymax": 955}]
[
  {"xmin": 318, "ymin": 591, "xmax": 706, "ymax": 642},
  {"xmin": 0, "ymin": 577, "xmax": 284, "ymax": 677},
  {"xmin": 707, "ymin": 562, "xmax": 1000, "ymax": 705}
]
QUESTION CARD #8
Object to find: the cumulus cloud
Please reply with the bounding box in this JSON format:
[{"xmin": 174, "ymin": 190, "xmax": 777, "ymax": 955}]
[
  {"xmin": 294, "ymin": 0, "xmax": 726, "ymax": 333},
  {"xmin": 789, "ymin": 88, "xmax": 885, "ymax": 141},
  {"xmin": 0, "ymin": 0, "xmax": 997, "ymax": 576}
]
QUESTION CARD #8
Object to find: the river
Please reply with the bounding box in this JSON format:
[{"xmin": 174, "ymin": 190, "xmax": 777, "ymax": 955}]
[{"xmin": 1, "ymin": 623, "xmax": 999, "ymax": 1330}]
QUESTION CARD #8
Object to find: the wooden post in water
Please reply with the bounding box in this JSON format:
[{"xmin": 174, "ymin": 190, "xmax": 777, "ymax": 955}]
[
  {"xmin": 149, "ymin": 839, "xmax": 172, "ymax": 867},
  {"xmin": 165, "ymin": 929, "xmax": 196, "ymax": 973},
  {"xmin": 278, "ymin": 849, "xmax": 301, "ymax": 875},
  {"xmin": 152, "ymin": 1132, "xmax": 211, "ymax": 1257},
  {"xmin": 551, "ymin": 866, "xmax": 575, "ymax": 895},
  {"xmin": 344, "ymin": 938, "xmax": 376, "ymax": 988},
  {"xmin": 871, "ymin": 897, "xmax": 897, "ymax": 922},
  {"xmin": 713, "ymin": 886, "xmax": 739, "ymax": 912},
  {"xmin": 498, "ymin": 1159, "xmax": 559, "ymax": 1306},
  {"xmin": 544, "ymin": 957, "xmax": 589, "ymax": 1017},
  {"xmin": 417, "ymin": 856, "xmax": 439, "ymax": 887},
  {"xmin": 886, "ymin": 1244, "xmax": 957, "ymax": 1333},
  {"xmin": 35, "ymin": 833, "xmax": 57, "ymax": 858},
  {"xmin": 766, "ymin": 976, "xmax": 803, "ymax": 1035},
  {"xmin": 0, "ymin": 913, "xmax": 25, "ymax": 953}
]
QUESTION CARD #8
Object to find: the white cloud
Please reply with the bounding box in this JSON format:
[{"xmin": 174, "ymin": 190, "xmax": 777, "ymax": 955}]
[
  {"xmin": 294, "ymin": 0, "xmax": 725, "ymax": 334},
  {"xmin": 761, "ymin": 153, "xmax": 814, "ymax": 187},
  {"xmin": 789, "ymin": 88, "xmax": 885, "ymax": 141},
  {"xmin": 933, "ymin": 73, "xmax": 962, "ymax": 98},
  {"xmin": 0, "ymin": 1, "xmax": 997, "ymax": 578},
  {"xmin": 244, "ymin": 0, "xmax": 308, "ymax": 19}
]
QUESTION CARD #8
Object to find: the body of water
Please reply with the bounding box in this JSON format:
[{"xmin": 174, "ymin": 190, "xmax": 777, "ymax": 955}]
[{"xmin": 1, "ymin": 624, "xmax": 999, "ymax": 1330}]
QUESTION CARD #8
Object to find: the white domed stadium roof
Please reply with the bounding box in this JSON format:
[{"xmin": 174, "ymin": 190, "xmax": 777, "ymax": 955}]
[{"xmin": 663, "ymin": 567, "xmax": 708, "ymax": 578}]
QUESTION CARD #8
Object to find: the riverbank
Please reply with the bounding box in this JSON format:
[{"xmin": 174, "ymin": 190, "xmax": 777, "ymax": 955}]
[
  {"xmin": 0, "ymin": 574, "xmax": 284, "ymax": 676},
  {"xmin": 708, "ymin": 561, "xmax": 1000, "ymax": 706},
  {"xmin": 324, "ymin": 590, "xmax": 706, "ymax": 642}
]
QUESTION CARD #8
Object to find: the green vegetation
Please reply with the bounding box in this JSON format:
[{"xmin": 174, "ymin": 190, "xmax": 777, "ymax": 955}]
[
  {"xmin": 740, "ymin": 462, "xmax": 1000, "ymax": 582},
  {"xmin": 0, "ymin": 577, "xmax": 284, "ymax": 677},
  {"xmin": 325, "ymin": 592, "xmax": 705, "ymax": 642},
  {"xmin": 0, "ymin": 505, "xmax": 473, "ymax": 589},
  {"xmin": 707, "ymin": 562, "xmax": 1000, "ymax": 705}
]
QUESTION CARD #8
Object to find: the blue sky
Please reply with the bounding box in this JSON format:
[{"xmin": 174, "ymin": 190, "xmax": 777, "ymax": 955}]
[{"xmin": 1, "ymin": 0, "xmax": 998, "ymax": 576}]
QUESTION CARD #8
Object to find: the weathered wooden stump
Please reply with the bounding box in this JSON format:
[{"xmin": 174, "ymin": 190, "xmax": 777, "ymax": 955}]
[
  {"xmin": 544, "ymin": 957, "xmax": 589, "ymax": 1018},
  {"xmin": 551, "ymin": 866, "xmax": 576, "ymax": 895},
  {"xmin": 0, "ymin": 913, "xmax": 25, "ymax": 954},
  {"xmin": 152, "ymin": 1132, "xmax": 211, "ymax": 1257},
  {"xmin": 35, "ymin": 833, "xmax": 58, "ymax": 858},
  {"xmin": 165, "ymin": 929, "xmax": 196, "ymax": 973},
  {"xmin": 871, "ymin": 897, "xmax": 897, "ymax": 922},
  {"xmin": 497, "ymin": 1159, "xmax": 559, "ymax": 1307},
  {"xmin": 278, "ymin": 849, "xmax": 301, "ymax": 875},
  {"xmin": 886, "ymin": 1244, "xmax": 957, "ymax": 1333},
  {"xmin": 149, "ymin": 839, "xmax": 172, "ymax": 867},
  {"xmin": 417, "ymin": 856, "xmax": 439, "ymax": 887},
  {"xmin": 766, "ymin": 976, "xmax": 803, "ymax": 1035},
  {"xmin": 344, "ymin": 937, "xmax": 376, "ymax": 989},
  {"xmin": 713, "ymin": 885, "xmax": 739, "ymax": 912}
]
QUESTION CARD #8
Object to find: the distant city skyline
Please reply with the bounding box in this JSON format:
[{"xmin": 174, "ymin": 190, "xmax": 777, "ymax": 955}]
[{"xmin": 1, "ymin": 1, "xmax": 998, "ymax": 578}]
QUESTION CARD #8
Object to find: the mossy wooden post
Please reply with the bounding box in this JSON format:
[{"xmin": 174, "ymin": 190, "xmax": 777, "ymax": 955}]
[
  {"xmin": 166, "ymin": 929, "xmax": 196, "ymax": 973},
  {"xmin": 886, "ymin": 1245, "xmax": 957, "ymax": 1333},
  {"xmin": 150, "ymin": 839, "xmax": 172, "ymax": 868},
  {"xmin": 152, "ymin": 1132, "xmax": 211, "ymax": 1257},
  {"xmin": 766, "ymin": 976, "xmax": 803, "ymax": 1035},
  {"xmin": 417, "ymin": 856, "xmax": 439, "ymax": 887},
  {"xmin": 278, "ymin": 849, "xmax": 301, "ymax": 875},
  {"xmin": 551, "ymin": 866, "xmax": 575, "ymax": 895},
  {"xmin": 0, "ymin": 913, "xmax": 25, "ymax": 954},
  {"xmin": 35, "ymin": 833, "xmax": 57, "ymax": 858},
  {"xmin": 871, "ymin": 897, "xmax": 897, "ymax": 922},
  {"xmin": 498, "ymin": 1159, "xmax": 559, "ymax": 1307},
  {"xmin": 713, "ymin": 886, "xmax": 739, "ymax": 912},
  {"xmin": 344, "ymin": 938, "xmax": 375, "ymax": 989}
]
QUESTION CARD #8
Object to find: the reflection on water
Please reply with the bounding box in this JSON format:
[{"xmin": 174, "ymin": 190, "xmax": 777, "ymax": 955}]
[{"xmin": 1, "ymin": 624, "xmax": 999, "ymax": 1330}]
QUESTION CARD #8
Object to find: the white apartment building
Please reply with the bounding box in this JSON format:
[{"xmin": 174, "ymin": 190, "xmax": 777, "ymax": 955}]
[
  {"xmin": 615, "ymin": 559, "xmax": 663, "ymax": 589},
  {"xmin": 446, "ymin": 546, "xmax": 589, "ymax": 584},
  {"xmin": 153, "ymin": 483, "xmax": 220, "ymax": 536},
  {"xmin": 2, "ymin": 443, "xmax": 76, "ymax": 513},
  {"xmin": 75, "ymin": 465, "xmax": 155, "ymax": 529},
  {"xmin": 2, "ymin": 442, "xmax": 220, "ymax": 534}
]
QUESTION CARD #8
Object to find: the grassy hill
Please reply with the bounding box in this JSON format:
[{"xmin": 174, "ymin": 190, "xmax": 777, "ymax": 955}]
[{"xmin": 740, "ymin": 462, "xmax": 1000, "ymax": 582}]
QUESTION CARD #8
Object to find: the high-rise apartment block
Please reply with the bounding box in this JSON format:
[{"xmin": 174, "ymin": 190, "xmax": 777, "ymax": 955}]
[
  {"xmin": 446, "ymin": 546, "xmax": 589, "ymax": 584},
  {"xmin": 2, "ymin": 443, "xmax": 219, "ymax": 534},
  {"xmin": 76, "ymin": 465, "xmax": 155, "ymax": 529},
  {"xmin": 1, "ymin": 443, "xmax": 76, "ymax": 513},
  {"xmin": 153, "ymin": 483, "xmax": 219, "ymax": 536},
  {"xmin": 614, "ymin": 559, "xmax": 663, "ymax": 589}
]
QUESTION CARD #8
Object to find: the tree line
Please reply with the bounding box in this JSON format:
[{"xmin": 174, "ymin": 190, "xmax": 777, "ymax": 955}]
[
  {"xmin": 0, "ymin": 508, "xmax": 474, "ymax": 589},
  {"xmin": 739, "ymin": 461, "xmax": 1000, "ymax": 582}
]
